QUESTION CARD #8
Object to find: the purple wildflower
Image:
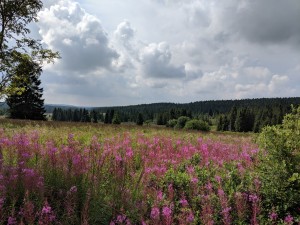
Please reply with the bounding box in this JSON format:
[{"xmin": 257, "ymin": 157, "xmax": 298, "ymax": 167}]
[
  {"xmin": 150, "ymin": 207, "xmax": 160, "ymax": 220},
  {"xmin": 284, "ymin": 214, "xmax": 293, "ymax": 224}
]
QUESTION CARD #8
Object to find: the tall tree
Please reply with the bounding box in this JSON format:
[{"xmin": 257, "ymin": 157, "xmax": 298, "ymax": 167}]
[
  {"xmin": 6, "ymin": 53, "xmax": 45, "ymax": 120},
  {"xmin": 0, "ymin": 0, "xmax": 59, "ymax": 96},
  {"xmin": 136, "ymin": 112, "xmax": 144, "ymax": 126}
]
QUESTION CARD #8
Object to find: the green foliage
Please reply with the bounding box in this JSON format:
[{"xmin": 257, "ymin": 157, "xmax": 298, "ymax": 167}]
[
  {"xmin": 163, "ymin": 168, "xmax": 190, "ymax": 191},
  {"xmin": 166, "ymin": 119, "xmax": 177, "ymax": 128},
  {"xmin": 112, "ymin": 112, "xmax": 121, "ymax": 124},
  {"xmin": 6, "ymin": 53, "xmax": 46, "ymax": 120},
  {"xmin": 175, "ymin": 116, "xmax": 190, "ymax": 129},
  {"xmin": 184, "ymin": 119, "xmax": 210, "ymax": 131},
  {"xmin": 136, "ymin": 113, "xmax": 144, "ymax": 126},
  {"xmin": 0, "ymin": 0, "xmax": 59, "ymax": 96},
  {"xmin": 257, "ymin": 105, "xmax": 300, "ymax": 218}
]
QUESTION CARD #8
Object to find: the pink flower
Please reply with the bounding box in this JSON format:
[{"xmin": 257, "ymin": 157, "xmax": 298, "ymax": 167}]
[
  {"xmin": 150, "ymin": 207, "xmax": 160, "ymax": 220},
  {"xmin": 269, "ymin": 211, "xmax": 278, "ymax": 221},
  {"xmin": 215, "ymin": 175, "xmax": 222, "ymax": 183},
  {"xmin": 157, "ymin": 190, "xmax": 163, "ymax": 201},
  {"xmin": 42, "ymin": 206, "xmax": 52, "ymax": 214},
  {"xmin": 249, "ymin": 194, "xmax": 259, "ymax": 203},
  {"xmin": 187, "ymin": 212, "xmax": 195, "ymax": 223},
  {"xmin": 179, "ymin": 198, "xmax": 188, "ymax": 207},
  {"xmin": 284, "ymin": 214, "xmax": 293, "ymax": 224},
  {"xmin": 191, "ymin": 177, "xmax": 198, "ymax": 183},
  {"xmin": 7, "ymin": 217, "xmax": 17, "ymax": 225},
  {"xmin": 162, "ymin": 206, "xmax": 172, "ymax": 218}
]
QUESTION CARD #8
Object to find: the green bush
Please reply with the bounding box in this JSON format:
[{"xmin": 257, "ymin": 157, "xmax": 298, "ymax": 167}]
[
  {"xmin": 257, "ymin": 105, "xmax": 300, "ymax": 219},
  {"xmin": 184, "ymin": 119, "xmax": 210, "ymax": 131},
  {"xmin": 166, "ymin": 119, "xmax": 177, "ymax": 128},
  {"xmin": 175, "ymin": 116, "xmax": 190, "ymax": 129}
]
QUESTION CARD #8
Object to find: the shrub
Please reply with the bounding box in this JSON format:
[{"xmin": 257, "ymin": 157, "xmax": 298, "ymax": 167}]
[
  {"xmin": 184, "ymin": 119, "xmax": 210, "ymax": 131},
  {"xmin": 166, "ymin": 119, "xmax": 177, "ymax": 128},
  {"xmin": 257, "ymin": 105, "xmax": 300, "ymax": 219},
  {"xmin": 175, "ymin": 116, "xmax": 190, "ymax": 129}
]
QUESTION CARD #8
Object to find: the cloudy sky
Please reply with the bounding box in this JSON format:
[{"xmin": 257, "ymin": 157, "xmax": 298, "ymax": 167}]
[{"xmin": 35, "ymin": 0, "xmax": 300, "ymax": 106}]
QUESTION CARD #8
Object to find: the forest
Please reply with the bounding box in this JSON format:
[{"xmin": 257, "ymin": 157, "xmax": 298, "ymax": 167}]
[{"xmin": 51, "ymin": 97, "xmax": 300, "ymax": 133}]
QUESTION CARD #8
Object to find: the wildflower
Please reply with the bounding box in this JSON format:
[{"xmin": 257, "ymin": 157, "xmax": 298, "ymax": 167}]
[
  {"xmin": 284, "ymin": 214, "xmax": 293, "ymax": 224},
  {"xmin": 179, "ymin": 198, "xmax": 188, "ymax": 207},
  {"xmin": 269, "ymin": 211, "xmax": 278, "ymax": 221},
  {"xmin": 187, "ymin": 212, "xmax": 195, "ymax": 223},
  {"xmin": 191, "ymin": 177, "xmax": 198, "ymax": 184},
  {"xmin": 42, "ymin": 206, "xmax": 52, "ymax": 214},
  {"xmin": 206, "ymin": 182, "xmax": 213, "ymax": 191},
  {"xmin": 150, "ymin": 207, "xmax": 160, "ymax": 220},
  {"xmin": 162, "ymin": 206, "xmax": 172, "ymax": 218},
  {"xmin": 249, "ymin": 194, "xmax": 259, "ymax": 203},
  {"xmin": 7, "ymin": 217, "xmax": 17, "ymax": 225},
  {"xmin": 157, "ymin": 190, "xmax": 163, "ymax": 201},
  {"xmin": 215, "ymin": 175, "xmax": 222, "ymax": 183},
  {"xmin": 116, "ymin": 214, "xmax": 126, "ymax": 223}
]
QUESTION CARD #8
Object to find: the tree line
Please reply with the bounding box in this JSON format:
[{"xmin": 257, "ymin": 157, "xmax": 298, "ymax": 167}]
[
  {"xmin": 217, "ymin": 104, "xmax": 289, "ymax": 132},
  {"xmin": 51, "ymin": 98, "xmax": 300, "ymax": 133}
]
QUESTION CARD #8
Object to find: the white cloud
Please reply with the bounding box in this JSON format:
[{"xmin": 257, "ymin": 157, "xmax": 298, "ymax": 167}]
[{"xmin": 38, "ymin": 0, "xmax": 119, "ymax": 73}]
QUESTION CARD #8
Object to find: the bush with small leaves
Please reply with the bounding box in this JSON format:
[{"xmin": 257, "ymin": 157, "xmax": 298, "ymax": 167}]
[
  {"xmin": 184, "ymin": 119, "xmax": 210, "ymax": 131},
  {"xmin": 257, "ymin": 105, "xmax": 300, "ymax": 220}
]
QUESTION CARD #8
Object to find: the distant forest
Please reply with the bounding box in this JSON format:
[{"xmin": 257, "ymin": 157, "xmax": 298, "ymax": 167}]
[{"xmin": 51, "ymin": 97, "xmax": 300, "ymax": 132}]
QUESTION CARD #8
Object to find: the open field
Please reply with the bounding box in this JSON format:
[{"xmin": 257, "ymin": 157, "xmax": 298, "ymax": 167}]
[{"xmin": 0, "ymin": 119, "xmax": 298, "ymax": 224}]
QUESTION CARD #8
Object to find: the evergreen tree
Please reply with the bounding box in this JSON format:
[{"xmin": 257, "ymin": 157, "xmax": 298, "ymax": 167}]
[
  {"xmin": 52, "ymin": 108, "xmax": 58, "ymax": 121},
  {"xmin": 81, "ymin": 109, "xmax": 91, "ymax": 122},
  {"xmin": 217, "ymin": 115, "xmax": 223, "ymax": 131},
  {"xmin": 73, "ymin": 109, "xmax": 80, "ymax": 122},
  {"xmin": 91, "ymin": 110, "xmax": 98, "ymax": 123},
  {"xmin": 229, "ymin": 106, "xmax": 237, "ymax": 131},
  {"xmin": 6, "ymin": 54, "xmax": 46, "ymax": 120},
  {"xmin": 104, "ymin": 110, "xmax": 110, "ymax": 124},
  {"xmin": 136, "ymin": 113, "xmax": 144, "ymax": 126},
  {"xmin": 112, "ymin": 112, "xmax": 121, "ymax": 124},
  {"xmin": 222, "ymin": 115, "xmax": 230, "ymax": 131}
]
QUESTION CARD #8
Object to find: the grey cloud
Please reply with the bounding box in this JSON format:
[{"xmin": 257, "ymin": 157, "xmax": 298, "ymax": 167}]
[
  {"xmin": 223, "ymin": 0, "xmax": 300, "ymax": 45},
  {"xmin": 140, "ymin": 42, "xmax": 186, "ymax": 79},
  {"xmin": 38, "ymin": 0, "xmax": 119, "ymax": 73}
]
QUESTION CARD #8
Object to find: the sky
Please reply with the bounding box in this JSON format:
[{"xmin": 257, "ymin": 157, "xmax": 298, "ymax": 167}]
[{"xmin": 35, "ymin": 0, "xmax": 300, "ymax": 107}]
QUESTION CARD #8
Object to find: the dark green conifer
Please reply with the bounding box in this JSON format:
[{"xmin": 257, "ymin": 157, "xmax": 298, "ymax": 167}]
[{"xmin": 6, "ymin": 54, "xmax": 46, "ymax": 120}]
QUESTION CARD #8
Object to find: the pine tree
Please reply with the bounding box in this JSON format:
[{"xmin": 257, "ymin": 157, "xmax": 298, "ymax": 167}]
[
  {"xmin": 136, "ymin": 113, "xmax": 144, "ymax": 126},
  {"xmin": 229, "ymin": 106, "xmax": 237, "ymax": 131},
  {"xmin": 6, "ymin": 54, "xmax": 46, "ymax": 120},
  {"xmin": 112, "ymin": 112, "xmax": 121, "ymax": 124}
]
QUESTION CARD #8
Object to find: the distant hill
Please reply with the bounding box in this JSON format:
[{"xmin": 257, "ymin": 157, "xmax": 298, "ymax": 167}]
[{"xmin": 0, "ymin": 102, "xmax": 90, "ymax": 113}]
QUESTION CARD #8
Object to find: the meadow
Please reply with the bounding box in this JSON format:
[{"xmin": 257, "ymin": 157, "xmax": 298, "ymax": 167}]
[{"xmin": 0, "ymin": 115, "xmax": 299, "ymax": 224}]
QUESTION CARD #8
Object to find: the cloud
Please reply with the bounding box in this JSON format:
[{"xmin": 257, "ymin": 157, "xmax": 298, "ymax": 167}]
[
  {"xmin": 140, "ymin": 42, "xmax": 186, "ymax": 79},
  {"xmin": 38, "ymin": 0, "xmax": 119, "ymax": 73},
  {"xmin": 213, "ymin": 0, "xmax": 300, "ymax": 46},
  {"xmin": 114, "ymin": 20, "xmax": 135, "ymax": 46},
  {"xmin": 36, "ymin": 0, "xmax": 300, "ymax": 106}
]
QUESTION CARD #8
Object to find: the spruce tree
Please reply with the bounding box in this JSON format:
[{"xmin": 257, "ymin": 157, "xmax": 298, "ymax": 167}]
[
  {"xmin": 136, "ymin": 113, "xmax": 144, "ymax": 126},
  {"xmin": 6, "ymin": 54, "xmax": 46, "ymax": 120}
]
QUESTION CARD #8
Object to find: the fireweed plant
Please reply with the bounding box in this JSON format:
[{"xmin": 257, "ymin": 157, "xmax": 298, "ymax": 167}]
[{"xmin": 0, "ymin": 118, "xmax": 299, "ymax": 224}]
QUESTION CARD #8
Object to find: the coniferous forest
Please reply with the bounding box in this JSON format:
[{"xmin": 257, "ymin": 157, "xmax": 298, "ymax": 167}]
[{"xmin": 50, "ymin": 97, "xmax": 300, "ymax": 132}]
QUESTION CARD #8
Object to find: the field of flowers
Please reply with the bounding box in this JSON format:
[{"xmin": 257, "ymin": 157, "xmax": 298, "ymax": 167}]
[{"xmin": 0, "ymin": 118, "xmax": 298, "ymax": 224}]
